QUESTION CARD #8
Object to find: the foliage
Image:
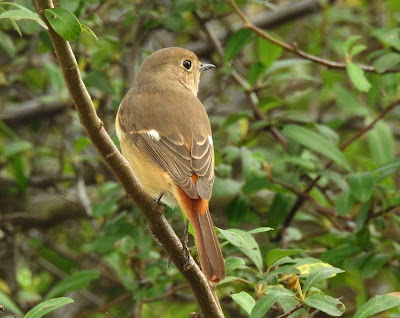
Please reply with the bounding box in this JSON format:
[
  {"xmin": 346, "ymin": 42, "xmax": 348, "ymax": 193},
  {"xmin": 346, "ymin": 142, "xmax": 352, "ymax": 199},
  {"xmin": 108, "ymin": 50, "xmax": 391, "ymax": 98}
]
[{"xmin": 0, "ymin": 0, "xmax": 399, "ymax": 317}]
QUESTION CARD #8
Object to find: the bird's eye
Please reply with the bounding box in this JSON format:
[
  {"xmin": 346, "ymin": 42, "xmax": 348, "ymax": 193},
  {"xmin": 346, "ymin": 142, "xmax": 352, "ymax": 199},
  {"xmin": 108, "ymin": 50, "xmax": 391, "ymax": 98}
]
[{"xmin": 182, "ymin": 60, "xmax": 192, "ymax": 70}]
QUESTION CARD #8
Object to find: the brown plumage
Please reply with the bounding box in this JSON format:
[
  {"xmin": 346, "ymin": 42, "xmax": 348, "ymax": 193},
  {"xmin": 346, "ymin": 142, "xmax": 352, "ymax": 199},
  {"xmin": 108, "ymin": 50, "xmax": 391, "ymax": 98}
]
[{"xmin": 116, "ymin": 47, "xmax": 225, "ymax": 283}]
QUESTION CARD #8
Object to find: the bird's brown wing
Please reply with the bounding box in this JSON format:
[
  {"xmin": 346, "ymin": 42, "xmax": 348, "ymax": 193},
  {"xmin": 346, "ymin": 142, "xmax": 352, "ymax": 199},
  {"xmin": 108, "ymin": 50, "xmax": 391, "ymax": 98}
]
[
  {"xmin": 119, "ymin": 118, "xmax": 214, "ymax": 200},
  {"xmin": 191, "ymin": 134, "xmax": 214, "ymax": 199}
]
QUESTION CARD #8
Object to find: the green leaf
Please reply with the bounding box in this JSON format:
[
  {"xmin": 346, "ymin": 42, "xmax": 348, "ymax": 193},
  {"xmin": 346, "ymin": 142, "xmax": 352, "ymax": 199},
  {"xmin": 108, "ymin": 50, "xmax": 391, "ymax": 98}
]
[
  {"xmin": 0, "ymin": 2, "xmax": 39, "ymax": 12},
  {"xmin": 235, "ymin": 229, "xmax": 263, "ymax": 272},
  {"xmin": 0, "ymin": 29, "xmax": 16, "ymax": 57},
  {"xmin": 315, "ymin": 124, "xmax": 339, "ymax": 144},
  {"xmin": 334, "ymin": 84, "xmax": 369, "ymax": 116},
  {"xmin": 44, "ymin": 63, "xmax": 64, "ymax": 94},
  {"xmin": 354, "ymin": 294, "xmax": 400, "ymax": 318},
  {"xmin": 304, "ymin": 294, "xmax": 345, "ymax": 316},
  {"xmin": 3, "ymin": 140, "xmax": 32, "ymax": 158},
  {"xmin": 10, "ymin": 155, "xmax": 28, "ymax": 191},
  {"xmin": 172, "ymin": 0, "xmax": 197, "ymax": 12},
  {"xmin": 44, "ymin": 8, "xmax": 81, "ymax": 41},
  {"xmin": 162, "ymin": 12, "xmax": 186, "ymax": 31},
  {"xmin": 303, "ymin": 267, "xmax": 344, "ymax": 294},
  {"xmin": 46, "ymin": 270, "xmax": 99, "ymax": 299},
  {"xmin": 343, "ymin": 35, "xmax": 362, "ymax": 53},
  {"xmin": 248, "ymin": 62, "xmax": 266, "ymax": 85},
  {"xmin": 224, "ymin": 28, "xmax": 254, "ymax": 61},
  {"xmin": 81, "ymin": 23, "xmax": 99, "ymax": 41},
  {"xmin": 245, "ymin": 227, "xmax": 273, "ymax": 235},
  {"xmin": 92, "ymin": 197, "xmax": 118, "ymax": 217},
  {"xmin": 24, "ymin": 297, "xmax": 74, "ymax": 318},
  {"xmin": 348, "ymin": 172, "xmax": 375, "ymax": 203},
  {"xmin": 282, "ymin": 125, "xmax": 350, "ymax": 169},
  {"xmin": 267, "ymin": 193, "xmax": 296, "ymax": 229},
  {"xmin": 350, "ymin": 44, "xmax": 367, "ymax": 57},
  {"xmin": 218, "ymin": 228, "xmax": 244, "ymax": 247},
  {"xmin": 223, "ymin": 111, "xmax": 251, "ymax": 128},
  {"xmin": 232, "ymin": 291, "xmax": 255, "ymax": 315},
  {"xmin": 220, "ymin": 228, "xmax": 263, "ymax": 272},
  {"xmin": 335, "ymin": 190, "xmax": 355, "ymax": 216},
  {"xmin": 360, "ymin": 253, "xmax": 390, "ymax": 279},
  {"xmin": 321, "ymin": 242, "xmax": 361, "ymax": 265},
  {"xmin": 371, "ymin": 28, "xmax": 400, "ymax": 52},
  {"xmin": 10, "ymin": 18, "xmax": 22, "ymax": 36},
  {"xmin": 226, "ymin": 195, "xmax": 251, "ymax": 225},
  {"xmin": 74, "ymin": 136, "xmax": 92, "ymax": 154},
  {"xmin": 225, "ymin": 257, "xmax": 245, "ymax": 274},
  {"xmin": 346, "ymin": 62, "xmax": 371, "ymax": 92},
  {"xmin": 59, "ymin": 0, "xmax": 80, "ymax": 12},
  {"xmin": 0, "ymin": 290, "xmax": 23, "ymax": 316},
  {"xmin": 257, "ymin": 36, "xmax": 282, "ymax": 69},
  {"xmin": 251, "ymin": 287, "xmax": 297, "ymax": 318},
  {"xmin": 212, "ymin": 178, "xmax": 242, "ymax": 198},
  {"xmin": 367, "ymin": 121, "xmax": 394, "ymax": 166},
  {"xmin": 373, "ymin": 52, "xmax": 400, "ymax": 73},
  {"xmin": 0, "ymin": 8, "xmax": 47, "ymax": 29},
  {"xmin": 372, "ymin": 158, "xmax": 400, "ymax": 182},
  {"xmin": 266, "ymin": 249, "xmax": 303, "ymax": 267},
  {"xmin": 242, "ymin": 176, "xmax": 270, "ymax": 195},
  {"xmin": 266, "ymin": 58, "xmax": 311, "ymax": 74},
  {"xmin": 259, "ymin": 95, "xmax": 285, "ymax": 111},
  {"xmin": 85, "ymin": 70, "xmax": 114, "ymax": 94}
]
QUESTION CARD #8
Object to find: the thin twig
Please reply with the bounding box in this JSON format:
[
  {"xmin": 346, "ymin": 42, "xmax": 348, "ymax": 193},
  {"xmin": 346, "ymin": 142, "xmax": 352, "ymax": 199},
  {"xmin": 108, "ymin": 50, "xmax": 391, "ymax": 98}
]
[
  {"xmin": 339, "ymin": 100, "xmax": 400, "ymax": 151},
  {"xmin": 225, "ymin": 0, "xmax": 400, "ymax": 74},
  {"xmin": 367, "ymin": 205, "xmax": 400, "ymax": 221},
  {"xmin": 276, "ymin": 303, "xmax": 303, "ymax": 318}
]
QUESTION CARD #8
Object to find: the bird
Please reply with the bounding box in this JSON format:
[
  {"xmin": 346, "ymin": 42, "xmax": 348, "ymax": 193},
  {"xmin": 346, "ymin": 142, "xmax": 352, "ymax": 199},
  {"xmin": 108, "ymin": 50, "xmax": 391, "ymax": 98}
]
[{"xmin": 115, "ymin": 47, "xmax": 226, "ymax": 283}]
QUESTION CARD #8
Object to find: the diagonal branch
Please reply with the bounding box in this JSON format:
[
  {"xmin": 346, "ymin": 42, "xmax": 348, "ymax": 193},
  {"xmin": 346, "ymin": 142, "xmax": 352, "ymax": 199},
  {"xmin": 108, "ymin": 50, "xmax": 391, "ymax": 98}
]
[
  {"xmin": 33, "ymin": 1, "xmax": 224, "ymax": 317},
  {"xmin": 189, "ymin": 0, "xmax": 337, "ymax": 56},
  {"xmin": 225, "ymin": 0, "xmax": 400, "ymax": 74}
]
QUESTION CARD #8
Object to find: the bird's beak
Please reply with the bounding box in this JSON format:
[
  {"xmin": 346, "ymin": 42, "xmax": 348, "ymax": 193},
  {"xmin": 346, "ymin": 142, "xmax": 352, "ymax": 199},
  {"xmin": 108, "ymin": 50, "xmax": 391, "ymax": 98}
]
[{"xmin": 199, "ymin": 62, "xmax": 215, "ymax": 71}]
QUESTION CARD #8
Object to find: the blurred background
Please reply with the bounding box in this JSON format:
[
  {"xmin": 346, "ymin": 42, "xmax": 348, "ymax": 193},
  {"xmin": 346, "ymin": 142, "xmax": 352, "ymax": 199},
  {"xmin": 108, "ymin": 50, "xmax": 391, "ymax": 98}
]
[{"xmin": 0, "ymin": 0, "xmax": 399, "ymax": 317}]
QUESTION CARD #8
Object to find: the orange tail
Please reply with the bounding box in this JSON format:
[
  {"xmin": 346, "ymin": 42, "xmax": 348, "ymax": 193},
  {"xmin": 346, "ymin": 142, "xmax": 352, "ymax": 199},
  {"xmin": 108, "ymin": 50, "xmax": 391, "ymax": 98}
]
[{"xmin": 179, "ymin": 192, "xmax": 225, "ymax": 283}]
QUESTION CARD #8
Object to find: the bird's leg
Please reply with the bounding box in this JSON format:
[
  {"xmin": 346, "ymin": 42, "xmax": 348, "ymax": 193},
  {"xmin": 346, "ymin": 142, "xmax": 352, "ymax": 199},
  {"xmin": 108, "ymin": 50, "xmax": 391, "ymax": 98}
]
[
  {"xmin": 155, "ymin": 192, "xmax": 166, "ymax": 214},
  {"xmin": 181, "ymin": 219, "xmax": 191, "ymax": 267},
  {"xmin": 156, "ymin": 192, "xmax": 164, "ymax": 204}
]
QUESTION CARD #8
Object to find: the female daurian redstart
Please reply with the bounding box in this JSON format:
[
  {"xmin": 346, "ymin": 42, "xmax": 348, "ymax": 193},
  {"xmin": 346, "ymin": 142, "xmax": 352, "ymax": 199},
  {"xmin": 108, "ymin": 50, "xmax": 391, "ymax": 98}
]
[{"xmin": 115, "ymin": 47, "xmax": 226, "ymax": 283}]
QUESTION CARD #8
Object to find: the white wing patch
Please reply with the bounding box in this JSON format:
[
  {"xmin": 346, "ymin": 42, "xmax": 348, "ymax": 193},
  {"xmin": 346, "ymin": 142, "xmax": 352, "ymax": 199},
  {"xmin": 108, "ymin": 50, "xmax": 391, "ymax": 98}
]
[
  {"xmin": 146, "ymin": 129, "xmax": 161, "ymax": 141},
  {"xmin": 208, "ymin": 136, "xmax": 213, "ymax": 146}
]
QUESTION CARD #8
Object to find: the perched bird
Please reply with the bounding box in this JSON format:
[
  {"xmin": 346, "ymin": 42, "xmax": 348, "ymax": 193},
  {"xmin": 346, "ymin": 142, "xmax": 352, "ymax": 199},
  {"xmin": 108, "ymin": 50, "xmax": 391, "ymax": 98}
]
[{"xmin": 116, "ymin": 47, "xmax": 225, "ymax": 283}]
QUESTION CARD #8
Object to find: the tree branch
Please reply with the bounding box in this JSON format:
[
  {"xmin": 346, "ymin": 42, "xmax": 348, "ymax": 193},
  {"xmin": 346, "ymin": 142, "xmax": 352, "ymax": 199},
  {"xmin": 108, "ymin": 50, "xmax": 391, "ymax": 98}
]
[
  {"xmin": 33, "ymin": 1, "xmax": 224, "ymax": 317},
  {"xmin": 225, "ymin": 0, "xmax": 400, "ymax": 74},
  {"xmin": 188, "ymin": 0, "xmax": 337, "ymax": 56},
  {"xmin": 277, "ymin": 303, "xmax": 303, "ymax": 318},
  {"xmin": 0, "ymin": 100, "xmax": 66, "ymax": 125}
]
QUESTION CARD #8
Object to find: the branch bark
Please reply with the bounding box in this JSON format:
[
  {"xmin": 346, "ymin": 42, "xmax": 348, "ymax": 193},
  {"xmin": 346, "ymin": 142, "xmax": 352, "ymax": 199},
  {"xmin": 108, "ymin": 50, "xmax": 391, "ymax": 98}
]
[
  {"xmin": 188, "ymin": 0, "xmax": 337, "ymax": 56},
  {"xmin": 0, "ymin": 100, "xmax": 66, "ymax": 125},
  {"xmin": 33, "ymin": 1, "xmax": 224, "ymax": 317},
  {"xmin": 226, "ymin": 0, "xmax": 400, "ymax": 74}
]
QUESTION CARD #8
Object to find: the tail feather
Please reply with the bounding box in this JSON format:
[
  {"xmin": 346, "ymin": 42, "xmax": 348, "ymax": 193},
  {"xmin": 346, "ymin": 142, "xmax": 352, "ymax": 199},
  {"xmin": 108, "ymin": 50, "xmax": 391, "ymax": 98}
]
[
  {"xmin": 194, "ymin": 207, "xmax": 226, "ymax": 283},
  {"xmin": 180, "ymin": 192, "xmax": 225, "ymax": 283}
]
